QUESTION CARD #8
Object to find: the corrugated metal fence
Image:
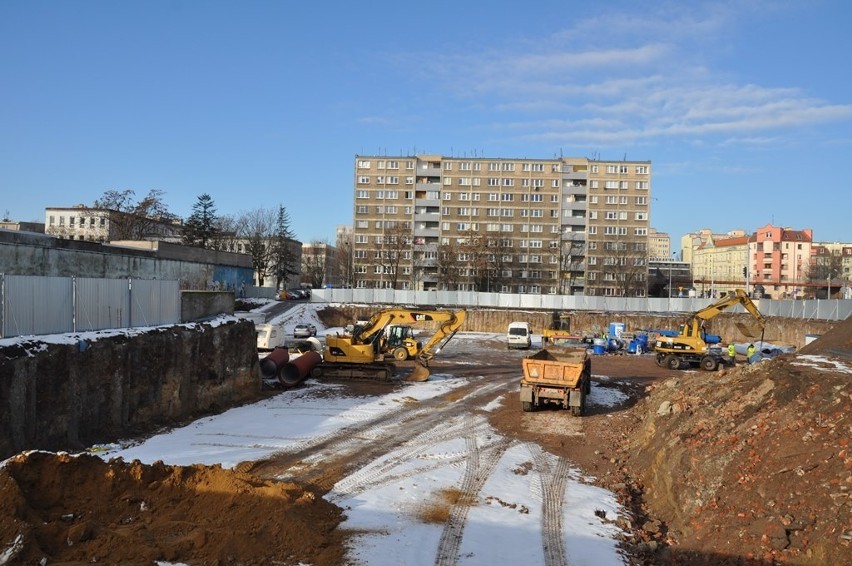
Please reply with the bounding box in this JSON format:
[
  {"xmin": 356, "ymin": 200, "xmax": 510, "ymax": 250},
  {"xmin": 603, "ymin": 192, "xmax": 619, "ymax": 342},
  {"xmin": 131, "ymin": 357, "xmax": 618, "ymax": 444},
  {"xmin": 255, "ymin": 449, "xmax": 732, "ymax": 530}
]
[
  {"xmin": 310, "ymin": 288, "xmax": 852, "ymax": 321},
  {"xmin": 1, "ymin": 274, "xmax": 180, "ymax": 339}
]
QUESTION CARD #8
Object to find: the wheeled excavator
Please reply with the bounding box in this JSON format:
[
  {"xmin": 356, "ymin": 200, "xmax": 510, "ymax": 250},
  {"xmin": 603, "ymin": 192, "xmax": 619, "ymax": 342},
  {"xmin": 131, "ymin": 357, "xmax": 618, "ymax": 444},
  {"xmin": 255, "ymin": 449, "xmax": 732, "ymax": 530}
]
[
  {"xmin": 654, "ymin": 289, "xmax": 766, "ymax": 371},
  {"xmin": 310, "ymin": 308, "xmax": 467, "ymax": 382}
]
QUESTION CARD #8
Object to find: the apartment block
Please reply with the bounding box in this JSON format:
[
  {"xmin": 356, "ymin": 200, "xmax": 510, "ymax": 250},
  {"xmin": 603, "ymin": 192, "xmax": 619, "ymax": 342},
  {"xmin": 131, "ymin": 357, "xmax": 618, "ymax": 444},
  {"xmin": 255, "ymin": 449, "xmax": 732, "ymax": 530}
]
[{"xmin": 351, "ymin": 155, "xmax": 651, "ymax": 296}]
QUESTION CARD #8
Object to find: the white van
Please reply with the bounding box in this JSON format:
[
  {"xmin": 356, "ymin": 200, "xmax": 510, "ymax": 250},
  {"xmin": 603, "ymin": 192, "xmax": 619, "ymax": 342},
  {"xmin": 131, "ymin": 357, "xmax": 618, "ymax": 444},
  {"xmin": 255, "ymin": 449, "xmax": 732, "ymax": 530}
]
[{"xmin": 507, "ymin": 321, "xmax": 532, "ymax": 350}]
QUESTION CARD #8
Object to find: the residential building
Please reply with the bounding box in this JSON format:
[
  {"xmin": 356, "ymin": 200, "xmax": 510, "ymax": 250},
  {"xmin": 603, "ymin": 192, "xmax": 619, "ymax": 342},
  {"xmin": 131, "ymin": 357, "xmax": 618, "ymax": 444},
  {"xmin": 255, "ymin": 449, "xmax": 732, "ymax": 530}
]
[
  {"xmin": 351, "ymin": 155, "xmax": 651, "ymax": 296},
  {"xmin": 648, "ymin": 228, "xmax": 671, "ymax": 261},
  {"xmin": 692, "ymin": 234, "xmax": 749, "ymax": 297},
  {"xmin": 681, "ymin": 228, "xmax": 745, "ymax": 265},
  {"xmin": 749, "ymin": 224, "xmax": 813, "ymax": 299}
]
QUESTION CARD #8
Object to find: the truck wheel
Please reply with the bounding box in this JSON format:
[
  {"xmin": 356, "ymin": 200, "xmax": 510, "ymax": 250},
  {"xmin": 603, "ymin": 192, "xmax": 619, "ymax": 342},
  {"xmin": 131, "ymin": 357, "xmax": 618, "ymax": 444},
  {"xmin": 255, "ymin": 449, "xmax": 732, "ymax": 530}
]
[
  {"xmin": 665, "ymin": 355, "xmax": 681, "ymax": 370},
  {"xmin": 522, "ymin": 401, "xmax": 534, "ymax": 412},
  {"xmin": 655, "ymin": 353, "xmax": 667, "ymax": 367},
  {"xmin": 571, "ymin": 392, "xmax": 585, "ymax": 417},
  {"xmin": 700, "ymin": 356, "xmax": 719, "ymax": 371},
  {"xmin": 392, "ymin": 347, "xmax": 409, "ymax": 361}
]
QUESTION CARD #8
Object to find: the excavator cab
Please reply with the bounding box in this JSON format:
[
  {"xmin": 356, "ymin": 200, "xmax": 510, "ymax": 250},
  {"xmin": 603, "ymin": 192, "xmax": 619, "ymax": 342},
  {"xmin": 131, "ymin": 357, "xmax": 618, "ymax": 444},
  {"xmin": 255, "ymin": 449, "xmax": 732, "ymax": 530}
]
[{"xmin": 385, "ymin": 325, "xmax": 420, "ymax": 361}]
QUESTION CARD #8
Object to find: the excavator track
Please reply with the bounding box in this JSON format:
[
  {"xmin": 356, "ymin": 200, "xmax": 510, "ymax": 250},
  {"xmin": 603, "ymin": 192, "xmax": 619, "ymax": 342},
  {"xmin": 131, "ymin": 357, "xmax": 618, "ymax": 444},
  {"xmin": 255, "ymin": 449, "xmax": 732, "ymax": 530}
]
[{"xmin": 311, "ymin": 362, "xmax": 397, "ymax": 382}]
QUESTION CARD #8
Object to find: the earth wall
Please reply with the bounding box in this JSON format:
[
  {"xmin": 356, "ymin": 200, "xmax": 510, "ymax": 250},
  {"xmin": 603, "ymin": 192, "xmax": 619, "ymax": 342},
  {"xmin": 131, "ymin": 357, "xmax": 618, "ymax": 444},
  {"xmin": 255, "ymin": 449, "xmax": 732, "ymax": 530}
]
[
  {"xmin": 0, "ymin": 318, "xmax": 259, "ymax": 460},
  {"xmin": 329, "ymin": 306, "xmax": 837, "ymax": 350}
]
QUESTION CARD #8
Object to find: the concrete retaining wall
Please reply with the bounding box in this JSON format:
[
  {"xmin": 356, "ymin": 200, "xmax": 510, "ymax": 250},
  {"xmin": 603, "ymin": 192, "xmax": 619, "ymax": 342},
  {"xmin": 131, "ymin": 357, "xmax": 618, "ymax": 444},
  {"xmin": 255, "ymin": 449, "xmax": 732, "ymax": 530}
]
[
  {"xmin": 181, "ymin": 291, "xmax": 236, "ymax": 322},
  {"xmin": 0, "ymin": 318, "xmax": 260, "ymax": 459}
]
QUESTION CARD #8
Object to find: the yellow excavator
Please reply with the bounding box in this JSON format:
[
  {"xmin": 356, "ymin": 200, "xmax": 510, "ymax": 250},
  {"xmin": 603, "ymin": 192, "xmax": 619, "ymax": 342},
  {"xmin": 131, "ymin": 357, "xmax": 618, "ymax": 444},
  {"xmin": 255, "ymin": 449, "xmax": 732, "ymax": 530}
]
[
  {"xmin": 654, "ymin": 289, "xmax": 766, "ymax": 371},
  {"xmin": 311, "ymin": 308, "xmax": 467, "ymax": 382}
]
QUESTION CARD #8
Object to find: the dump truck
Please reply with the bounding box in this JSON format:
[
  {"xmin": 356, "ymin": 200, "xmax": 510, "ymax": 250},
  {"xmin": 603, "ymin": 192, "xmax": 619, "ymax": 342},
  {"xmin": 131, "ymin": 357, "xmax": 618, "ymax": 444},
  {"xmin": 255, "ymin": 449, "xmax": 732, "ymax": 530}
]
[{"xmin": 520, "ymin": 343, "xmax": 591, "ymax": 416}]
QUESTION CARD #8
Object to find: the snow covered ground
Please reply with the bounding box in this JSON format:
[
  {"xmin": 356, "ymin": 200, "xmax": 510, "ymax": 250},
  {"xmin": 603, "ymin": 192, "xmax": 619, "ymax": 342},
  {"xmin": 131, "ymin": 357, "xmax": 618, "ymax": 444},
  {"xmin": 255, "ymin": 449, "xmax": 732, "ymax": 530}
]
[{"xmin": 89, "ymin": 301, "xmax": 631, "ymax": 565}]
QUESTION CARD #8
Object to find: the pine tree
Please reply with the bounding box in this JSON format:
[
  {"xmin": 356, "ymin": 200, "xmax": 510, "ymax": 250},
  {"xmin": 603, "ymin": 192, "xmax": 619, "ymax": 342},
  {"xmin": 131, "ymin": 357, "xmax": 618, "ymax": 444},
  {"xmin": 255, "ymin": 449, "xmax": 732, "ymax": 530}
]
[
  {"xmin": 272, "ymin": 205, "xmax": 299, "ymax": 289},
  {"xmin": 183, "ymin": 194, "xmax": 218, "ymax": 248}
]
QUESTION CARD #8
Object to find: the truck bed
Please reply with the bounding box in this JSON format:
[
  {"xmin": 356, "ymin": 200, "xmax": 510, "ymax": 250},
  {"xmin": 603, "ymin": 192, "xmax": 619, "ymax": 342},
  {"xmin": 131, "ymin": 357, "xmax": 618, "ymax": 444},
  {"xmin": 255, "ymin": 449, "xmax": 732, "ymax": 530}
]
[{"xmin": 521, "ymin": 347, "xmax": 588, "ymax": 388}]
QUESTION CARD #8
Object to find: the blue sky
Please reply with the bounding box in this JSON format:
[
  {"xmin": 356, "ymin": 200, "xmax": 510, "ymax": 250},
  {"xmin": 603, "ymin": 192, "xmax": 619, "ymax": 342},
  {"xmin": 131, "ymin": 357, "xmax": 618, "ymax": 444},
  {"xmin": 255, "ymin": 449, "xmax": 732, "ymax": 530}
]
[{"xmin": 2, "ymin": 1, "xmax": 850, "ymax": 250}]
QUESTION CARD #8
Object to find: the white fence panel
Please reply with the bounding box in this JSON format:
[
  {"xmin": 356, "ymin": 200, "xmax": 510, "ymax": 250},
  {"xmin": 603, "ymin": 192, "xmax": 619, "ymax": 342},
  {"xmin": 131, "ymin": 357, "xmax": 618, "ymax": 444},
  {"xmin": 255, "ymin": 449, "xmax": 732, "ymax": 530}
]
[
  {"xmin": 2, "ymin": 275, "xmax": 73, "ymax": 337},
  {"xmin": 131, "ymin": 279, "xmax": 180, "ymax": 327},
  {"xmin": 308, "ymin": 288, "xmax": 850, "ymax": 321},
  {"xmin": 76, "ymin": 278, "xmax": 131, "ymax": 331}
]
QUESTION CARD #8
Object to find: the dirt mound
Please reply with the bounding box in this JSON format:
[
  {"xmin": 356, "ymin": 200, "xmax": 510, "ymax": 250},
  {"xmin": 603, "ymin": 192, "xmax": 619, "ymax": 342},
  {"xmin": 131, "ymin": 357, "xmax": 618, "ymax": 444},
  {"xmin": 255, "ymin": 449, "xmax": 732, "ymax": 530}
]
[
  {"xmin": 0, "ymin": 451, "xmax": 344, "ymax": 565},
  {"xmin": 624, "ymin": 347, "xmax": 851, "ymax": 564},
  {"xmin": 799, "ymin": 314, "xmax": 852, "ymax": 358}
]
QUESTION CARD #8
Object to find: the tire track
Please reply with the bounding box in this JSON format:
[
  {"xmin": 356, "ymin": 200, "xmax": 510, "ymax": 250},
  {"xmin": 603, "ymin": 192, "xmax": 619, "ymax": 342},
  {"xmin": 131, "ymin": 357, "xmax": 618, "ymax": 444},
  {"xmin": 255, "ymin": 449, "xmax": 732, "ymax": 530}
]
[
  {"xmin": 528, "ymin": 443, "xmax": 572, "ymax": 566},
  {"xmin": 434, "ymin": 414, "xmax": 515, "ymax": 566}
]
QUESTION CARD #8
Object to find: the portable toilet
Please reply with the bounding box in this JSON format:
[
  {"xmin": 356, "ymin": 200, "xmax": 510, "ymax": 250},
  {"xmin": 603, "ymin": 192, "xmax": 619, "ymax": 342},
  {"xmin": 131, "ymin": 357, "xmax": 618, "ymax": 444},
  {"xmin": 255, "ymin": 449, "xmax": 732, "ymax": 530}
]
[{"xmin": 609, "ymin": 322, "xmax": 625, "ymax": 339}]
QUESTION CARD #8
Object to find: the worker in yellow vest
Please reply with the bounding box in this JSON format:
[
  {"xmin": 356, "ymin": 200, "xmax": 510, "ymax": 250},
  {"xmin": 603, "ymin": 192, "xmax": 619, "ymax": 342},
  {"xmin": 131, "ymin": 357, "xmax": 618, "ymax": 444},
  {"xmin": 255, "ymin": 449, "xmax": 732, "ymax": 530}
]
[
  {"xmin": 727, "ymin": 343, "xmax": 736, "ymax": 366},
  {"xmin": 747, "ymin": 343, "xmax": 756, "ymax": 363}
]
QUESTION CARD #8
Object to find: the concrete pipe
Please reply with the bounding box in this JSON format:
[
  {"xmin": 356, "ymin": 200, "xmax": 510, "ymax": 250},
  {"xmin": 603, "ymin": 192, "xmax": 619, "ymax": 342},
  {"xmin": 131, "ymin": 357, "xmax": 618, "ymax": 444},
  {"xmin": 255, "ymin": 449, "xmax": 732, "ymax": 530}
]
[
  {"xmin": 260, "ymin": 347, "xmax": 289, "ymax": 379},
  {"xmin": 279, "ymin": 351, "xmax": 322, "ymax": 387}
]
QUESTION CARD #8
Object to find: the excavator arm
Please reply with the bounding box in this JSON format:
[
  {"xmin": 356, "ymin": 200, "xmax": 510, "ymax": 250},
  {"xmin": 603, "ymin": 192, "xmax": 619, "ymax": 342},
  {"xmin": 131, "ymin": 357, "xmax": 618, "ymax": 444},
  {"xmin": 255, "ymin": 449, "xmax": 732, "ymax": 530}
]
[
  {"xmin": 407, "ymin": 310, "xmax": 467, "ymax": 382},
  {"xmin": 687, "ymin": 289, "xmax": 766, "ymax": 340},
  {"xmin": 331, "ymin": 308, "xmax": 467, "ymax": 382}
]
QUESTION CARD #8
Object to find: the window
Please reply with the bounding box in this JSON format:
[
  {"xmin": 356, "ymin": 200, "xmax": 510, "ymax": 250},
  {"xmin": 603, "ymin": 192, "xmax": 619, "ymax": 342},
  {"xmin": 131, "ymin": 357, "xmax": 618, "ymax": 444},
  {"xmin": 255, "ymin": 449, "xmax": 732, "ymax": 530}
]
[
  {"xmin": 406, "ymin": 176, "xmax": 414, "ymax": 185},
  {"xmin": 443, "ymin": 177, "xmax": 452, "ymax": 186},
  {"xmin": 590, "ymin": 180, "xmax": 599, "ymax": 189},
  {"xmin": 377, "ymin": 161, "xmax": 385, "ymax": 169},
  {"xmin": 635, "ymin": 165, "xmax": 648, "ymax": 174},
  {"xmin": 605, "ymin": 181, "xmax": 619, "ymax": 189},
  {"xmin": 619, "ymin": 165, "xmax": 628, "ymax": 174},
  {"xmin": 443, "ymin": 161, "xmax": 452, "ymax": 170},
  {"xmin": 406, "ymin": 161, "xmax": 414, "ymax": 170},
  {"xmin": 500, "ymin": 193, "xmax": 513, "ymax": 201},
  {"xmin": 49, "ymin": 215, "xmax": 55, "ymax": 225},
  {"xmin": 590, "ymin": 165, "xmax": 599, "ymax": 173},
  {"xmin": 502, "ymin": 178, "xmax": 514, "ymax": 187},
  {"xmin": 521, "ymin": 194, "xmax": 543, "ymax": 202},
  {"xmin": 357, "ymin": 176, "xmax": 370, "ymax": 184},
  {"xmin": 636, "ymin": 181, "xmax": 649, "ymax": 190},
  {"xmin": 502, "ymin": 162, "xmax": 515, "ymax": 171},
  {"xmin": 356, "ymin": 220, "xmax": 368, "ymax": 228},
  {"xmin": 357, "ymin": 160, "xmax": 371, "ymax": 169},
  {"xmin": 635, "ymin": 212, "xmax": 647, "ymax": 221},
  {"xmin": 387, "ymin": 176, "xmax": 399, "ymax": 184},
  {"xmin": 355, "ymin": 235, "xmax": 368, "ymax": 243},
  {"xmin": 459, "ymin": 162, "xmax": 472, "ymax": 171},
  {"xmin": 501, "ymin": 224, "xmax": 513, "ymax": 232},
  {"xmin": 501, "ymin": 209, "xmax": 513, "ymax": 217},
  {"xmin": 488, "ymin": 178, "xmax": 500, "ymax": 186},
  {"xmin": 387, "ymin": 160, "xmax": 399, "ymax": 169},
  {"xmin": 635, "ymin": 196, "xmax": 647, "ymax": 205},
  {"xmin": 606, "ymin": 165, "xmax": 617, "ymax": 174}
]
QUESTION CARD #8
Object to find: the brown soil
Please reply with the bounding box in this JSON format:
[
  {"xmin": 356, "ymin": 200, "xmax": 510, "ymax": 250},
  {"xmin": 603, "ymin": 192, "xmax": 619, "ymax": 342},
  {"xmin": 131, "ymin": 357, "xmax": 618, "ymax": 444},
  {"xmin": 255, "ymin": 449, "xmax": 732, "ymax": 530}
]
[{"xmin": 1, "ymin": 316, "xmax": 849, "ymax": 565}]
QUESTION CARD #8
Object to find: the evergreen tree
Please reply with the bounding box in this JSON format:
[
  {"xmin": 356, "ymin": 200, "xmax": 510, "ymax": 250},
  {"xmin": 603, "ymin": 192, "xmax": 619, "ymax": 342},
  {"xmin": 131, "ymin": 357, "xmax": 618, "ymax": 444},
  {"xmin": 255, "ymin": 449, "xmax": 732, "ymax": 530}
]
[
  {"xmin": 183, "ymin": 193, "xmax": 218, "ymax": 248},
  {"xmin": 272, "ymin": 205, "xmax": 299, "ymax": 289}
]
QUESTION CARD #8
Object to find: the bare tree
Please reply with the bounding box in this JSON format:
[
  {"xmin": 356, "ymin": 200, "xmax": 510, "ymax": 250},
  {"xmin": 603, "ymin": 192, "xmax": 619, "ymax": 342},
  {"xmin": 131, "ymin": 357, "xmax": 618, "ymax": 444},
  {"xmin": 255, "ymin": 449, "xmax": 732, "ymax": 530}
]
[
  {"xmin": 302, "ymin": 240, "xmax": 328, "ymax": 289},
  {"xmin": 209, "ymin": 214, "xmax": 240, "ymax": 252},
  {"xmin": 335, "ymin": 230, "xmax": 354, "ymax": 288},
  {"xmin": 237, "ymin": 207, "xmax": 277, "ymax": 287},
  {"xmin": 93, "ymin": 189, "xmax": 177, "ymax": 240},
  {"xmin": 598, "ymin": 240, "xmax": 648, "ymax": 297},
  {"xmin": 372, "ymin": 221, "xmax": 412, "ymax": 289},
  {"xmin": 807, "ymin": 250, "xmax": 844, "ymax": 298},
  {"xmin": 436, "ymin": 238, "xmax": 464, "ymax": 290}
]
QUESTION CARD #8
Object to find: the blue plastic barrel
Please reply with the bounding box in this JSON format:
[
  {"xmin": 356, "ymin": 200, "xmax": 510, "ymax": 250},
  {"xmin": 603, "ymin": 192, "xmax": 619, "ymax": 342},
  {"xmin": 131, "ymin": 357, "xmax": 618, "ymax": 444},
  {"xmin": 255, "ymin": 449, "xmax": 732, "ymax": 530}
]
[
  {"xmin": 627, "ymin": 340, "xmax": 638, "ymax": 354},
  {"xmin": 593, "ymin": 344, "xmax": 606, "ymax": 355}
]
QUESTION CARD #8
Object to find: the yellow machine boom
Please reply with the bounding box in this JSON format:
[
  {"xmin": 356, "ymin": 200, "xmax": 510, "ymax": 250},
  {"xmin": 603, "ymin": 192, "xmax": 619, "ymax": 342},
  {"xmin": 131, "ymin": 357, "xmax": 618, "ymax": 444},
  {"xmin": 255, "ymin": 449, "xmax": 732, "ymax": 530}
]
[{"xmin": 315, "ymin": 308, "xmax": 466, "ymax": 382}]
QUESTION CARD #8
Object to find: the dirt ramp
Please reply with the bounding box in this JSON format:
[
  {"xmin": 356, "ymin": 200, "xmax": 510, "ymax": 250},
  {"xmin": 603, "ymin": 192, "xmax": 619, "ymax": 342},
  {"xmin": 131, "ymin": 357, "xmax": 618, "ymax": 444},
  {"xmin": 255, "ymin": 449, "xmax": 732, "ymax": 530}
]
[{"xmin": 0, "ymin": 451, "xmax": 344, "ymax": 565}]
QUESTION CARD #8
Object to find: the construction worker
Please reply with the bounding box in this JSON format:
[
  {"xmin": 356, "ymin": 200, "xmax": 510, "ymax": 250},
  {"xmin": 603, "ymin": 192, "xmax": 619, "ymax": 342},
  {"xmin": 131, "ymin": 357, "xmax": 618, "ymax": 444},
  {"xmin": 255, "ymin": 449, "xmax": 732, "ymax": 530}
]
[
  {"xmin": 747, "ymin": 343, "xmax": 756, "ymax": 363},
  {"xmin": 727, "ymin": 343, "xmax": 736, "ymax": 366}
]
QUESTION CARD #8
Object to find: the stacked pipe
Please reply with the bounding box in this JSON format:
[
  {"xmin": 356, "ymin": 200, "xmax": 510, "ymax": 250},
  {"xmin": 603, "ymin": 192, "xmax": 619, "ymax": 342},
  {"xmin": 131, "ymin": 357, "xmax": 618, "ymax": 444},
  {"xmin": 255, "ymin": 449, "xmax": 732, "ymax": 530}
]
[
  {"xmin": 260, "ymin": 347, "xmax": 289, "ymax": 380},
  {"xmin": 279, "ymin": 351, "xmax": 322, "ymax": 387}
]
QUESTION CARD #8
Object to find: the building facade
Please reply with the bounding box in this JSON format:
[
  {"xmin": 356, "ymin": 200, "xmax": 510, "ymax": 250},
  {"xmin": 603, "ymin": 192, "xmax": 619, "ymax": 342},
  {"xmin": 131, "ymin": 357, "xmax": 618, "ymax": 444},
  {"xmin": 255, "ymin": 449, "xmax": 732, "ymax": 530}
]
[
  {"xmin": 351, "ymin": 155, "xmax": 651, "ymax": 296},
  {"xmin": 692, "ymin": 234, "xmax": 749, "ymax": 297},
  {"xmin": 749, "ymin": 224, "xmax": 813, "ymax": 299},
  {"xmin": 45, "ymin": 206, "xmax": 182, "ymax": 242}
]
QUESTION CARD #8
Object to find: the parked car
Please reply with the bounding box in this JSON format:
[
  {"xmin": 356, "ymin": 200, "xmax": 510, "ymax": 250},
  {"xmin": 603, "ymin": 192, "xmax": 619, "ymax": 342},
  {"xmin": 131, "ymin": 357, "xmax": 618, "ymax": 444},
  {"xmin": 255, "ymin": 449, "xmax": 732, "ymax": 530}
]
[{"xmin": 293, "ymin": 323, "xmax": 317, "ymax": 338}]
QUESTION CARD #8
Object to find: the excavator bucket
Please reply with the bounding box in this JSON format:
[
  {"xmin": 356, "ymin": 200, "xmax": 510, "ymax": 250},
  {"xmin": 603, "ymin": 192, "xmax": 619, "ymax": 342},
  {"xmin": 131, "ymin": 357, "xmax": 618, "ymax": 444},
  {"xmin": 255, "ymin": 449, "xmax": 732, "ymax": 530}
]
[
  {"xmin": 404, "ymin": 362, "xmax": 431, "ymax": 382},
  {"xmin": 735, "ymin": 321, "xmax": 761, "ymax": 339}
]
